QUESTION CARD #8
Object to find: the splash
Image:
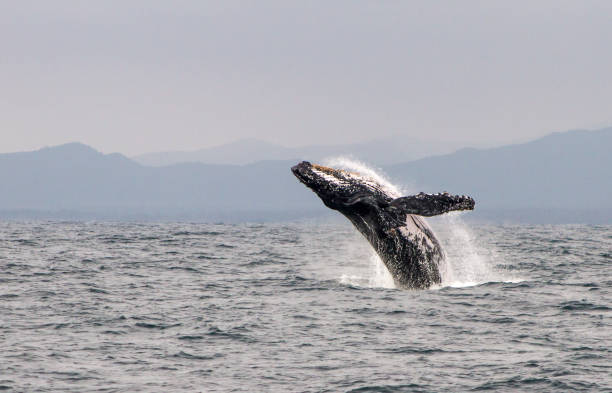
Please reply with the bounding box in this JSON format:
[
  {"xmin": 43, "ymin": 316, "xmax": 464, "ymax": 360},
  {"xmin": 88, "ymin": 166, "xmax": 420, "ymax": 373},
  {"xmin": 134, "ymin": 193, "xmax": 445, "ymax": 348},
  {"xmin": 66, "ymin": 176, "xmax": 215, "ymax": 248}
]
[
  {"xmin": 368, "ymin": 251, "xmax": 396, "ymax": 288},
  {"xmin": 339, "ymin": 251, "xmax": 395, "ymax": 289},
  {"xmin": 325, "ymin": 157, "xmax": 514, "ymax": 290},
  {"xmin": 432, "ymin": 212, "xmax": 520, "ymax": 288}
]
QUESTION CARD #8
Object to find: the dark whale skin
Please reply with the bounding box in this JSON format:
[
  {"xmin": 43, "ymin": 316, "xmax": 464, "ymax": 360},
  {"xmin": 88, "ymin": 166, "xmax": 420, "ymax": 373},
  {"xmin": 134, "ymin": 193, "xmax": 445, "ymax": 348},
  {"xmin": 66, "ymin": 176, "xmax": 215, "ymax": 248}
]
[{"xmin": 291, "ymin": 161, "xmax": 475, "ymax": 289}]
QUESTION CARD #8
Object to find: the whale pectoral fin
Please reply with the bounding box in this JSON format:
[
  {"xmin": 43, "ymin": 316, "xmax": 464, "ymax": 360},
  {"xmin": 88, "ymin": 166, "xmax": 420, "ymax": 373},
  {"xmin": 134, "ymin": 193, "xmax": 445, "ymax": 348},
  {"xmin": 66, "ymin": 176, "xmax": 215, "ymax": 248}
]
[{"xmin": 389, "ymin": 192, "xmax": 475, "ymax": 217}]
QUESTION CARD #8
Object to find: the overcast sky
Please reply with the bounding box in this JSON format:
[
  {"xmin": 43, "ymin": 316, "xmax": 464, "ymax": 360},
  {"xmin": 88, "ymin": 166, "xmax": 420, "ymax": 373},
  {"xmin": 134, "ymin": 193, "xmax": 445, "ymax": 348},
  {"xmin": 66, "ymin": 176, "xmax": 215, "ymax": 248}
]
[{"xmin": 1, "ymin": 1, "xmax": 611, "ymax": 155}]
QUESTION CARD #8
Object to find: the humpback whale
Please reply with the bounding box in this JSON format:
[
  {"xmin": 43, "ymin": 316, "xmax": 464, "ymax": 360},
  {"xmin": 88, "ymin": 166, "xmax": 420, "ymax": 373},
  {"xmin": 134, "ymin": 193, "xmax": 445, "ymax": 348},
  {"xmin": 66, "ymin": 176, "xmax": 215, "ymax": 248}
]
[{"xmin": 291, "ymin": 161, "xmax": 475, "ymax": 289}]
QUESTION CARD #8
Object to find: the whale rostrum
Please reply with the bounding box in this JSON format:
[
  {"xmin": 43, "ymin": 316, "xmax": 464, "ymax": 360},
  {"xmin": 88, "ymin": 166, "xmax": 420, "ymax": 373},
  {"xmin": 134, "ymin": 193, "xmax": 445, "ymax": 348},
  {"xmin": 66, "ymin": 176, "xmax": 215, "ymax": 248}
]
[{"xmin": 291, "ymin": 161, "xmax": 475, "ymax": 289}]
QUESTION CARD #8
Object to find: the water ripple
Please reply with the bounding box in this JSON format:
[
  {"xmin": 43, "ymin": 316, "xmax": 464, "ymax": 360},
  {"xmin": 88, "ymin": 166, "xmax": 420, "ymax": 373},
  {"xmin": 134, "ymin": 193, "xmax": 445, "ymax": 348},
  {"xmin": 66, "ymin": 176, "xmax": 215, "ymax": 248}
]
[{"xmin": 0, "ymin": 221, "xmax": 610, "ymax": 392}]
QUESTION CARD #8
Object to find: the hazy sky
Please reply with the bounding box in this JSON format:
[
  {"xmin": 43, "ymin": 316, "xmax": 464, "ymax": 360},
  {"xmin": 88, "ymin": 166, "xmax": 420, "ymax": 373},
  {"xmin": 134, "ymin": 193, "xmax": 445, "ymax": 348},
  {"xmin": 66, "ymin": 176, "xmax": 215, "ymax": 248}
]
[{"xmin": 2, "ymin": 1, "xmax": 611, "ymax": 155}]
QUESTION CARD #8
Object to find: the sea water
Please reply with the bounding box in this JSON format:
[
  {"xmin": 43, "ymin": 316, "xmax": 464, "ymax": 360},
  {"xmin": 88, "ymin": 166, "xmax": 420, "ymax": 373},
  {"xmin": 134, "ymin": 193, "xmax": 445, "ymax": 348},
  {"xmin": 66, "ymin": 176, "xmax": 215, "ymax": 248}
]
[{"xmin": 0, "ymin": 219, "xmax": 610, "ymax": 392}]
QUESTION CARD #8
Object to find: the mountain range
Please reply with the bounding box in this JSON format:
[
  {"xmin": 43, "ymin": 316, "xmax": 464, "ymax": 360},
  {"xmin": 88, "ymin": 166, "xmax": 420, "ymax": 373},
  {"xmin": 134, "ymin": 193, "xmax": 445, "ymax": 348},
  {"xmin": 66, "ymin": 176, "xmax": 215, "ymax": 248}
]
[
  {"xmin": 386, "ymin": 128, "xmax": 612, "ymax": 223},
  {"xmin": 1, "ymin": 128, "xmax": 611, "ymax": 223},
  {"xmin": 0, "ymin": 144, "xmax": 317, "ymax": 221}
]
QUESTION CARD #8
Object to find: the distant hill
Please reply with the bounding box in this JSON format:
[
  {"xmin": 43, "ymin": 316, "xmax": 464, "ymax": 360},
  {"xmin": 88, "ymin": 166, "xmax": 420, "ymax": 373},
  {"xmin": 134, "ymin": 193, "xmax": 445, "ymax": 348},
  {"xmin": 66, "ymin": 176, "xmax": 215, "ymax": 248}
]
[
  {"xmin": 0, "ymin": 143, "xmax": 323, "ymax": 221},
  {"xmin": 1, "ymin": 128, "xmax": 611, "ymax": 223},
  {"xmin": 386, "ymin": 127, "xmax": 612, "ymax": 221},
  {"xmin": 132, "ymin": 137, "xmax": 460, "ymax": 167}
]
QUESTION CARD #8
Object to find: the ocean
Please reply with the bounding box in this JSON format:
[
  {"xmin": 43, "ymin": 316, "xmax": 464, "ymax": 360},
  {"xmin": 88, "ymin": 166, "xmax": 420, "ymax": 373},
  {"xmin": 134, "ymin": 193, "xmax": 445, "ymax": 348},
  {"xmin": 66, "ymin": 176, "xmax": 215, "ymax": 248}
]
[{"xmin": 0, "ymin": 218, "xmax": 610, "ymax": 392}]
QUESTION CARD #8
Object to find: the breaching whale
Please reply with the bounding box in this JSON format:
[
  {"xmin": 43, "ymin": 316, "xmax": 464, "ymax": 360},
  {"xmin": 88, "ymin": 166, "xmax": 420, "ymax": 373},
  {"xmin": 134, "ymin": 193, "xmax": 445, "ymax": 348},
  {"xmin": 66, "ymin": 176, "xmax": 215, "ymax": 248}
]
[{"xmin": 291, "ymin": 161, "xmax": 475, "ymax": 289}]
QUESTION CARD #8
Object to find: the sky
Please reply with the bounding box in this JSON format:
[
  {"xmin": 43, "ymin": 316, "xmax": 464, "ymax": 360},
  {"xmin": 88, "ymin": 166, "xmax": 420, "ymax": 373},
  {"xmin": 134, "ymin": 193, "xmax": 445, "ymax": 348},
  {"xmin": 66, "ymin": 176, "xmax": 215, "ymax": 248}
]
[{"xmin": 1, "ymin": 1, "xmax": 611, "ymax": 156}]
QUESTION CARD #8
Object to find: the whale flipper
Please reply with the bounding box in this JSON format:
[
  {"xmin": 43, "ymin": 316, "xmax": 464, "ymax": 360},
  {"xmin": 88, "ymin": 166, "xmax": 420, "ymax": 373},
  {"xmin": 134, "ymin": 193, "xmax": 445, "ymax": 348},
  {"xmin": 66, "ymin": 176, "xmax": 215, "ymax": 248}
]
[{"xmin": 389, "ymin": 192, "xmax": 475, "ymax": 217}]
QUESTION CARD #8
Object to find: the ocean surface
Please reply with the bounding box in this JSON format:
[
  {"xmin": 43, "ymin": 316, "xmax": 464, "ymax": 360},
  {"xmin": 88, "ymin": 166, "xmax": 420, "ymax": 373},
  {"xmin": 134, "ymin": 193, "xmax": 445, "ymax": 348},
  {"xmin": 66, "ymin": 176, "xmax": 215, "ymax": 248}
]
[{"xmin": 1, "ymin": 218, "xmax": 610, "ymax": 392}]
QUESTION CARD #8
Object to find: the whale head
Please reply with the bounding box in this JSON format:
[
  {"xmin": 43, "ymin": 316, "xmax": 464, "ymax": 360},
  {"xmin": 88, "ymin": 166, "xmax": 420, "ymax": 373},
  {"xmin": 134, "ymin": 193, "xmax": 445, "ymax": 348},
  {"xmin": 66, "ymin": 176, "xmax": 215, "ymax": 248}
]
[{"xmin": 291, "ymin": 161, "xmax": 393, "ymax": 211}]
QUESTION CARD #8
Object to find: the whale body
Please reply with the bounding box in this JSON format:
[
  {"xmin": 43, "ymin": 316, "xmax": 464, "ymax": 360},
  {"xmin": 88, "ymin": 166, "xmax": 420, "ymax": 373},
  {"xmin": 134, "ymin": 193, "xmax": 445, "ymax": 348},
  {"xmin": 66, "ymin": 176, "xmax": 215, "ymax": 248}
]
[{"xmin": 291, "ymin": 161, "xmax": 475, "ymax": 289}]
